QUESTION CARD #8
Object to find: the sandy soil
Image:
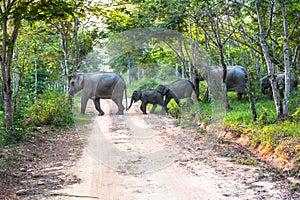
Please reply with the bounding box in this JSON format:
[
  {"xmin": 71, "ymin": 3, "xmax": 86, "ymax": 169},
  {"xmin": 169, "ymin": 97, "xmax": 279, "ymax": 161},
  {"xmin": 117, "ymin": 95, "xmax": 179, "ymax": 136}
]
[{"xmin": 3, "ymin": 99, "xmax": 299, "ymax": 200}]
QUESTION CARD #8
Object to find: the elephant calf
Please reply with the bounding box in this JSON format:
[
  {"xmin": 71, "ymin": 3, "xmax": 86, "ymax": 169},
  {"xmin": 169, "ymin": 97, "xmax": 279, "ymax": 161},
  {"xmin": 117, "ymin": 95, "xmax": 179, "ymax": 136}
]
[
  {"xmin": 127, "ymin": 89, "xmax": 168, "ymax": 114},
  {"xmin": 261, "ymin": 73, "xmax": 298, "ymax": 99}
]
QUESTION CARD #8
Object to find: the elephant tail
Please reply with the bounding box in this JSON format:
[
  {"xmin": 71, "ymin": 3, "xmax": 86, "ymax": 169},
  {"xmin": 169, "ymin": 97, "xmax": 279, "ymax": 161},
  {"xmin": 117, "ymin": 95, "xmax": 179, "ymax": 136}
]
[
  {"xmin": 118, "ymin": 74, "xmax": 128, "ymax": 111},
  {"xmin": 125, "ymin": 85, "xmax": 128, "ymax": 110}
]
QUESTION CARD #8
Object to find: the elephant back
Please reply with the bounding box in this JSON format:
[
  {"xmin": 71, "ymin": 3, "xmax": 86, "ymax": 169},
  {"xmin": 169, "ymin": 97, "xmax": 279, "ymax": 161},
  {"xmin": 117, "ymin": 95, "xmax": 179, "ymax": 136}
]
[{"xmin": 167, "ymin": 79, "xmax": 195, "ymax": 99}]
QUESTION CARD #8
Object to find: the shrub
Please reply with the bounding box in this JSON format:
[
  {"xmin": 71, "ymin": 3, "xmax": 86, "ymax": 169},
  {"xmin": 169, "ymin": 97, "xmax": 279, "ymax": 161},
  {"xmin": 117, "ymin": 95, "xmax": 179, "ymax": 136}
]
[
  {"xmin": 292, "ymin": 107, "xmax": 300, "ymax": 121},
  {"xmin": 27, "ymin": 89, "xmax": 74, "ymax": 127},
  {"xmin": 0, "ymin": 127, "xmax": 27, "ymax": 147}
]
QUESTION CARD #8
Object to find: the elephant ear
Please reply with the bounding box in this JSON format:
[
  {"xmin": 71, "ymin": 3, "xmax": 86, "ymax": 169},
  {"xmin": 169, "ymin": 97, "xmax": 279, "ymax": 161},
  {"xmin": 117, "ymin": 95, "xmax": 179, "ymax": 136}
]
[
  {"xmin": 76, "ymin": 74, "xmax": 84, "ymax": 88},
  {"xmin": 133, "ymin": 90, "xmax": 142, "ymax": 101},
  {"xmin": 157, "ymin": 85, "xmax": 167, "ymax": 95}
]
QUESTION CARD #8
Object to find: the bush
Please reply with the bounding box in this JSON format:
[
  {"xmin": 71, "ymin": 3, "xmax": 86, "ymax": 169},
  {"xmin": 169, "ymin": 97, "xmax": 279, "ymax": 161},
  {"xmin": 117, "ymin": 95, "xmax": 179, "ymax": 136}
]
[
  {"xmin": 0, "ymin": 127, "xmax": 27, "ymax": 147},
  {"xmin": 27, "ymin": 89, "xmax": 74, "ymax": 127},
  {"xmin": 292, "ymin": 107, "xmax": 300, "ymax": 121}
]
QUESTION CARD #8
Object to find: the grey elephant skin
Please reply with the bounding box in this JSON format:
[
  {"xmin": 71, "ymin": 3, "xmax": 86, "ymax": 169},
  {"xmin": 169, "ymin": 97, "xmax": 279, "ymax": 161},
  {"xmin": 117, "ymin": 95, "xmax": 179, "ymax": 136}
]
[
  {"xmin": 127, "ymin": 89, "xmax": 168, "ymax": 114},
  {"xmin": 197, "ymin": 65, "xmax": 248, "ymax": 100},
  {"xmin": 261, "ymin": 73, "xmax": 298, "ymax": 99},
  {"xmin": 226, "ymin": 66, "xmax": 248, "ymax": 100},
  {"xmin": 156, "ymin": 79, "xmax": 197, "ymax": 107},
  {"xmin": 69, "ymin": 72, "xmax": 127, "ymax": 116}
]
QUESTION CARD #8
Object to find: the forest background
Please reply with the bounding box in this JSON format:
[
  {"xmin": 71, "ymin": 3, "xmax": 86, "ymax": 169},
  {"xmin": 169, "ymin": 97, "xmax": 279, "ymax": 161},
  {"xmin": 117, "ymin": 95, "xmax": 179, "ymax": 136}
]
[{"xmin": 0, "ymin": 0, "xmax": 299, "ymax": 176}]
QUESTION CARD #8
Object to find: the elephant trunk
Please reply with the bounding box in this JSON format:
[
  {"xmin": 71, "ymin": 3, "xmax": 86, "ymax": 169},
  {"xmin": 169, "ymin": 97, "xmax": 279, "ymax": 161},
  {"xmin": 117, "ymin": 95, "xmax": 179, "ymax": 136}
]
[{"xmin": 127, "ymin": 96, "xmax": 134, "ymax": 110}]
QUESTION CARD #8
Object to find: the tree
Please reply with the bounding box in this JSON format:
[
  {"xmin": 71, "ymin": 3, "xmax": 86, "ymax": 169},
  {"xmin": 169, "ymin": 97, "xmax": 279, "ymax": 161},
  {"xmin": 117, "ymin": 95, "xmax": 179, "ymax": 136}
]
[
  {"xmin": 1, "ymin": 0, "xmax": 25, "ymax": 130},
  {"xmin": 0, "ymin": 0, "xmax": 75, "ymax": 130},
  {"xmin": 280, "ymin": 0, "xmax": 290, "ymax": 118}
]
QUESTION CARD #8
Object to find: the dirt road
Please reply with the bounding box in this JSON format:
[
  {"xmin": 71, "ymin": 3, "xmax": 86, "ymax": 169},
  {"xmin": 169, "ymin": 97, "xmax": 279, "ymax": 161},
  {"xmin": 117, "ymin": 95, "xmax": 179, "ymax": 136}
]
[{"xmin": 33, "ymin": 100, "xmax": 294, "ymax": 200}]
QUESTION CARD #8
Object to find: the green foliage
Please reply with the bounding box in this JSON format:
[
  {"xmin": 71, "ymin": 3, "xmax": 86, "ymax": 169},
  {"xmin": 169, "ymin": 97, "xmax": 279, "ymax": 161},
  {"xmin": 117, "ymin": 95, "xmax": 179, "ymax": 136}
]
[
  {"xmin": 230, "ymin": 155, "xmax": 258, "ymax": 166},
  {"xmin": 0, "ymin": 112, "xmax": 28, "ymax": 147},
  {"xmin": 0, "ymin": 128, "xmax": 28, "ymax": 147},
  {"xmin": 191, "ymin": 90, "xmax": 300, "ymax": 155},
  {"xmin": 166, "ymin": 99, "xmax": 181, "ymax": 119},
  {"xmin": 27, "ymin": 89, "xmax": 74, "ymax": 127},
  {"xmin": 288, "ymin": 182, "xmax": 300, "ymax": 193},
  {"xmin": 128, "ymin": 77, "xmax": 160, "ymax": 94},
  {"xmin": 71, "ymin": 94, "xmax": 93, "ymax": 126},
  {"xmin": 292, "ymin": 107, "xmax": 300, "ymax": 121}
]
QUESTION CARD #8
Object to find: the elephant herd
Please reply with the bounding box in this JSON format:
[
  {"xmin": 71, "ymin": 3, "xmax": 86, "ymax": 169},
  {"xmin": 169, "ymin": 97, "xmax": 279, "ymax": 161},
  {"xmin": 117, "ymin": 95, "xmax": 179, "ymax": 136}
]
[
  {"xmin": 127, "ymin": 79, "xmax": 197, "ymax": 114},
  {"xmin": 69, "ymin": 68, "xmax": 299, "ymax": 116}
]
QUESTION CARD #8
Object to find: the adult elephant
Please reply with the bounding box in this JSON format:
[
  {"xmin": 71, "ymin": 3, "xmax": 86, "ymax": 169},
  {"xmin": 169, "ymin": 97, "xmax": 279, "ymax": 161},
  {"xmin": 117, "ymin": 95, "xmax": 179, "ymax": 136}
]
[
  {"xmin": 156, "ymin": 79, "xmax": 198, "ymax": 108},
  {"xmin": 226, "ymin": 65, "xmax": 248, "ymax": 100},
  {"xmin": 261, "ymin": 73, "xmax": 298, "ymax": 99},
  {"xmin": 127, "ymin": 89, "xmax": 168, "ymax": 114},
  {"xmin": 195, "ymin": 65, "xmax": 248, "ymax": 101},
  {"xmin": 69, "ymin": 72, "xmax": 127, "ymax": 116}
]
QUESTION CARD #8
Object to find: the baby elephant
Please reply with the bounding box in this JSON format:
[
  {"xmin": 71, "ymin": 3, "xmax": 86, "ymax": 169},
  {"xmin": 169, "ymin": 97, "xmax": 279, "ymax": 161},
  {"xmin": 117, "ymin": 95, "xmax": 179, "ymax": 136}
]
[{"xmin": 127, "ymin": 89, "xmax": 168, "ymax": 114}]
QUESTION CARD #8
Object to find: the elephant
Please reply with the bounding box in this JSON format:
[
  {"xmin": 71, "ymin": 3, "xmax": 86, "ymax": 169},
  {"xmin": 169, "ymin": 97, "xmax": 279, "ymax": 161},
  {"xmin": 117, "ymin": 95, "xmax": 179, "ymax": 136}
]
[
  {"xmin": 153, "ymin": 79, "xmax": 197, "ymax": 111},
  {"xmin": 127, "ymin": 89, "xmax": 168, "ymax": 114},
  {"xmin": 195, "ymin": 65, "xmax": 249, "ymax": 101},
  {"xmin": 261, "ymin": 73, "xmax": 298, "ymax": 99},
  {"xmin": 226, "ymin": 65, "xmax": 248, "ymax": 100},
  {"xmin": 69, "ymin": 72, "xmax": 127, "ymax": 116}
]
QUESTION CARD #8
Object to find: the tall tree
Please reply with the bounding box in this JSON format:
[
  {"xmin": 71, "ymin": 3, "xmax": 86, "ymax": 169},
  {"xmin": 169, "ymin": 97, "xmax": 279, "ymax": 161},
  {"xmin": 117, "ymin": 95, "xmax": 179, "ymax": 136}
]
[
  {"xmin": 1, "ymin": 0, "xmax": 26, "ymax": 130},
  {"xmin": 255, "ymin": 0, "xmax": 283, "ymax": 119},
  {"xmin": 0, "ymin": 0, "xmax": 75, "ymax": 130},
  {"xmin": 280, "ymin": 0, "xmax": 290, "ymax": 118}
]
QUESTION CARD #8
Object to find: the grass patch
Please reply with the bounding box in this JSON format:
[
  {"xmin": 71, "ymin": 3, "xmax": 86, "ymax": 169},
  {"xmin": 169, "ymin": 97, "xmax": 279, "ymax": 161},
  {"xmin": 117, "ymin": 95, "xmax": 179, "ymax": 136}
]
[
  {"xmin": 191, "ymin": 89, "xmax": 300, "ymax": 174},
  {"xmin": 218, "ymin": 150, "xmax": 258, "ymax": 166},
  {"xmin": 71, "ymin": 94, "xmax": 93, "ymax": 126},
  {"xmin": 288, "ymin": 182, "xmax": 300, "ymax": 193}
]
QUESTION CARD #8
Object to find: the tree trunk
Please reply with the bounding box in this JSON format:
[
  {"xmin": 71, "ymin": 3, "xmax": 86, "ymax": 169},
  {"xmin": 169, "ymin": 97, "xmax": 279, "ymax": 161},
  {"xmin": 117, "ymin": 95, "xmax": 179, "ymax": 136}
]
[
  {"xmin": 1, "ymin": 17, "xmax": 19, "ymax": 130},
  {"xmin": 219, "ymin": 45, "xmax": 232, "ymax": 110},
  {"xmin": 256, "ymin": 1, "xmax": 283, "ymax": 119},
  {"xmin": 60, "ymin": 27, "xmax": 70, "ymax": 91},
  {"xmin": 246, "ymin": 68, "xmax": 257, "ymax": 121},
  {"xmin": 73, "ymin": 17, "xmax": 80, "ymax": 72},
  {"xmin": 280, "ymin": 0, "xmax": 290, "ymax": 118},
  {"xmin": 127, "ymin": 55, "xmax": 131, "ymax": 84},
  {"xmin": 137, "ymin": 65, "xmax": 140, "ymax": 80}
]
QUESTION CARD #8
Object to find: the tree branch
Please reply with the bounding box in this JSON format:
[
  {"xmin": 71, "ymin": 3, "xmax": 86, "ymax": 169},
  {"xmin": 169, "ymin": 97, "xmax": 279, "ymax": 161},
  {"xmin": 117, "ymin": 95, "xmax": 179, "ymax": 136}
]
[{"xmin": 288, "ymin": 16, "xmax": 300, "ymax": 40}]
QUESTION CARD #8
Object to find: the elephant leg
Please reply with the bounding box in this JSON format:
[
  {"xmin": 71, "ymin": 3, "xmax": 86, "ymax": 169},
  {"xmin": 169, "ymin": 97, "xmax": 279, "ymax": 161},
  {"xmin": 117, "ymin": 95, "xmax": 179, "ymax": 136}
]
[
  {"xmin": 150, "ymin": 104, "xmax": 157, "ymax": 113},
  {"xmin": 140, "ymin": 101, "xmax": 147, "ymax": 114},
  {"xmin": 165, "ymin": 96, "xmax": 177, "ymax": 107},
  {"xmin": 174, "ymin": 97, "xmax": 180, "ymax": 105},
  {"xmin": 94, "ymin": 98, "xmax": 105, "ymax": 116},
  {"xmin": 112, "ymin": 96, "xmax": 124, "ymax": 115},
  {"xmin": 164, "ymin": 98, "xmax": 171, "ymax": 107},
  {"xmin": 204, "ymin": 87, "xmax": 210, "ymax": 102},
  {"xmin": 80, "ymin": 95, "xmax": 89, "ymax": 114},
  {"xmin": 237, "ymin": 92, "xmax": 243, "ymax": 101},
  {"xmin": 194, "ymin": 78, "xmax": 200, "ymax": 101},
  {"xmin": 158, "ymin": 100, "xmax": 168, "ymax": 114}
]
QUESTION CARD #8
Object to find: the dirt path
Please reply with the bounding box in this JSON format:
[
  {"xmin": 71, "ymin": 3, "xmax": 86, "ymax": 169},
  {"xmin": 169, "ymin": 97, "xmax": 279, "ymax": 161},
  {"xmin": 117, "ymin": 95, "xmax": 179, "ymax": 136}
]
[{"xmin": 23, "ymin": 100, "xmax": 296, "ymax": 200}]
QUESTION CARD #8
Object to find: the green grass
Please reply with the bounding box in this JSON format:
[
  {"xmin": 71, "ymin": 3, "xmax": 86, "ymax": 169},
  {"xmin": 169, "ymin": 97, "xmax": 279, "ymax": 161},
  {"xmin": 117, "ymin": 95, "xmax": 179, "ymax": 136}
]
[
  {"xmin": 72, "ymin": 94, "xmax": 93, "ymax": 126},
  {"xmin": 222, "ymin": 92, "xmax": 300, "ymax": 150},
  {"xmin": 190, "ymin": 90, "xmax": 300, "ymax": 173}
]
